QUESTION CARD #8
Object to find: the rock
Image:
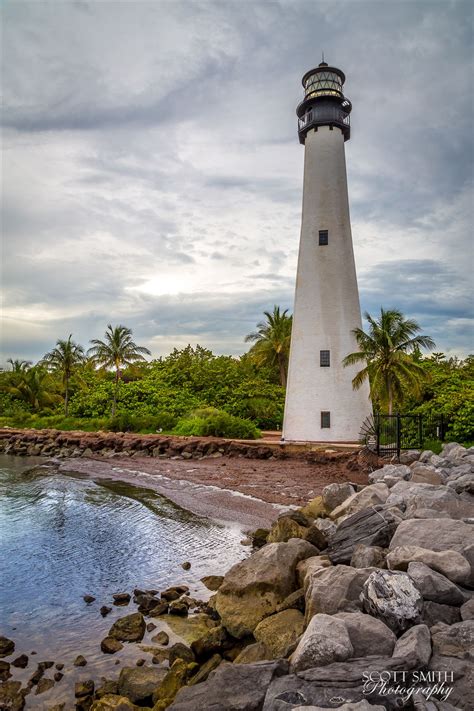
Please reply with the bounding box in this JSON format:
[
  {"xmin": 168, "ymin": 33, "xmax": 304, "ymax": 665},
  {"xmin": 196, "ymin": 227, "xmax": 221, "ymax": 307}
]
[
  {"xmin": 146, "ymin": 622, "xmax": 156, "ymax": 632},
  {"xmin": 305, "ymin": 565, "xmax": 374, "ymax": 619},
  {"xmin": 321, "ymin": 483, "xmax": 355, "ymax": 512},
  {"xmin": 135, "ymin": 592, "xmax": 160, "ymax": 614},
  {"xmin": 136, "ymin": 658, "xmax": 145, "ymax": 666},
  {"xmin": 54, "ymin": 671, "xmax": 63, "ymax": 682},
  {"xmin": 442, "ymin": 442, "xmax": 467, "ymax": 459},
  {"xmin": 350, "ymin": 544, "xmax": 386, "ymax": 569},
  {"xmin": 168, "ymin": 643, "xmax": 195, "ymax": 666},
  {"xmin": 11, "ymin": 655, "xmax": 28, "ymax": 669},
  {"xmin": 369, "ymin": 464, "xmax": 411, "ymax": 485},
  {"xmin": 0, "ymin": 660, "xmax": 11, "ymax": 682},
  {"xmin": 0, "ymin": 636, "xmax": 15, "ymax": 657},
  {"xmin": 278, "ymin": 509, "xmax": 310, "ymax": 526},
  {"xmin": 152, "ymin": 631, "xmax": 169, "ymax": 646},
  {"xmin": 390, "ymin": 517, "xmax": 473, "ymax": 554},
  {"xmin": 200, "ymin": 575, "xmax": 224, "ymax": 591},
  {"xmin": 38, "ymin": 660, "xmax": 54, "ymax": 671},
  {"xmin": 95, "ymin": 680, "xmax": 119, "ymax": 699},
  {"xmin": 392, "ymin": 624, "xmax": 432, "ymax": 667},
  {"xmin": 428, "ymin": 654, "xmax": 472, "ymax": 710},
  {"xmin": 151, "ymin": 658, "xmax": 198, "ymax": 708},
  {"xmin": 461, "ymin": 599, "xmax": 474, "ymax": 621},
  {"xmin": 0, "ymin": 681, "xmax": 24, "ymax": 711},
  {"xmin": 386, "ymin": 481, "xmax": 473, "ymax": 519},
  {"xmin": 109, "ymin": 613, "xmax": 145, "ymax": 642},
  {"xmin": 312, "ymin": 517, "xmax": 337, "ymax": 537},
  {"xmin": 233, "ymin": 642, "xmax": 270, "ymax": 664},
  {"xmin": 330, "ymin": 483, "xmax": 389, "ymax": 520},
  {"xmin": 303, "ymin": 523, "xmax": 329, "ymax": 550},
  {"xmin": 295, "ymin": 704, "xmax": 385, "ymax": 711},
  {"xmin": 74, "ymin": 654, "xmax": 87, "ymax": 666},
  {"xmin": 75, "ymin": 679, "xmax": 95, "ymax": 697},
  {"xmin": 400, "ymin": 450, "xmax": 421, "ymax": 464},
  {"xmin": 250, "ymin": 528, "xmax": 269, "ymax": 548},
  {"xmin": 113, "ymin": 593, "xmax": 131, "ymax": 605},
  {"xmin": 215, "ymin": 538, "xmax": 317, "ymax": 638},
  {"xmin": 361, "ymin": 569, "xmax": 423, "ymax": 633},
  {"xmin": 334, "ymin": 612, "xmax": 396, "ymax": 656},
  {"xmin": 275, "ymin": 588, "xmax": 305, "ymax": 613},
  {"xmin": 118, "ymin": 666, "xmax": 167, "ymax": 704},
  {"xmin": 190, "ymin": 626, "xmax": 227, "ymax": 658},
  {"xmin": 149, "ymin": 602, "xmax": 169, "ymax": 617},
  {"xmin": 166, "ymin": 659, "xmax": 288, "ymax": 711},
  {"xmin": 101, "ymin": 637, "xmax": 124, "ymax": 654},
  {"xmin": 300, "ymin": 496, "xmax": 326, "ymax": 520},
  {"xmin": 431, "ymin": 620, "xmax": 474, "ymax": 659},
  {"xmin": 100, "ymin": 606, "xmax": 112, "ymax": 617},
  {"xmin": 407, "ymin": 561, "xmax": 465, "ymax": 605},
  {"xmin": 169, "ymin": 600, "xmax": 188, "ymax": 616},
  {"xmin": 35, "ymin": 678, "xmax": 55, "ymax": 695},
  {"xmin": 267, "ymin": 516, "xmax": 308, "ymax": 543},
  {"xmin": 326, "ymin": 506, "xmax": 399, "ymax": 564},
  {"xmin": 181, "ymin": 561, "xmax": 191, "ymax": 570},
  {"xmin": 290, "ymin": 614, "xmax": 353, "ymax": 672},
  {"xmin": 447, "ymin": 473, "xmax": 474, "ymax": 495},
  {"xmin": 254, "ymin": 609, "xmax": 305, "ymax": 659},
  {"xmin": 90, "ymin": 694, "xmax": 139, "ymax": 710},
  {"xmin": 83, "ymin": 595, "xmax": 96, "ymax": 603},
  {"xmin": 161, "ymin": 586, "xmax": 188, "ymax": 601},
  {"xmin": 422, "ymin": 601, "xmax": 462, "ymax": 627},
  {"xmin": 187, "ymin": 653, "xmax": 221, "ymax": 685},
  {"xmin": 387, "ymin": 545, "xmax": 471, "ymax": 585},
  {"xmin": 296, "ymin": 555, "xmax": 332, "ymax": 590},
  {"xmin": 410, "ymin": 466, "xmax": 444, "ymax": 485}
]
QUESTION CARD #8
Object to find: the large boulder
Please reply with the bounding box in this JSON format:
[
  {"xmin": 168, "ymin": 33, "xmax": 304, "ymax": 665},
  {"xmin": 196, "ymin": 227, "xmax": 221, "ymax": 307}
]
[
  {"xmin": 361, "ymin": 570, "xmax": 423, "ymax": 633},
  {"xmin": 389, "ymin": 518, "xmax": 473, "ymax": 555},
  {"xmin": 326, "ymin": 507, "xmax": 399, "ymax": 564},
  {"xmin": 350, "ymin": 544, "xmax": 386, "ymax": 569},
  {"xmin": 290, "ymin": 614, "xmax": 353, "ymax": 672},
  {"xmin": 253, "ymin": 609, "xmax": 305, "ymax": 659},
  {"xmin": 387, "ymin": 545, "xmax": 471, "ymax": 585},
  {"xmin": 392, "ymin": 624, "xmax": 432, "ymax": 667},
  {"xmin": 407, "ymin": 561, "xmax": 466, "ymax": 605},
  {"xmin": 296, "ymin": 556, "xmax": 332, "ymax": 590},
  {"xmin": 321, "ymin": 483, "xmax": 355, "ymax": 512},
  {"xmin": 305, "ymin": 565, "xmax": 374, "ymax": 620},
  {"xmin": 410, "ymin": 465, "xmax": 444, "ymax": 485},
  {"xmin": 422, "ymin": 601, "xmax": 462, "ymax": 627},
  {"xmin": 386, "ymin": 481, "xmax": 473, "ymax": 519},
  {"xmin": 368, "ymin": 464, "xmax": 410, "ymax": 486},
  {"xmin": 167, "ymin": 659, "xmax": 288, "ymax": 710},
  {"xmin": 118, "ymin": 667, "xmax": 167, "ymax": 704},
  {"xmin": 90, "ymin": 694, "xmax": 140, "ymax": 710},
  {"xmin": 329, "ymin": 484, "xmax": 389, "ymax": 520},
  {"xmin": 267, "ymin": 517, "xmax": 307, "ymax": 544},
  {"xmin": 108, "ymin": 613, "xmax": 146, "ymax": 642},
  {"xmin": 334, "ymin": 612, "xmax": 396, "ymax": 657},
  {"xmin": 215, "ymin": 539, "xmax": 317, "ymax": 638},
  {"xmin": 431, "ymin": 620, "xmax": 474, "ymax": 659}
]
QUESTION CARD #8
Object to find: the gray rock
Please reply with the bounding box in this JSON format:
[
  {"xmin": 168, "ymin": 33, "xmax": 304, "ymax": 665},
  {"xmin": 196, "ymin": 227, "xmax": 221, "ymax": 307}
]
[
  {"xmin": 330, "ymin": 483, "xmax": 390, "ymax": 520},
  {"xmin": 428, "ymin": 654, "xmax": 473, "ymax": 710},
  {"xmin": 312, "ymin": 517, "xmax": 337, "ymax": 537},
  {"xmin": 290, "ymin": 614, "xmax": 353, "ymax": 672},
  {"xmin": 387, "ymin": 545, "xmax": 471, "ymax": 585},
  {"xmin": 168, "ymin": 643, "xmax": 195, "ymax": 666},
  {"xmin": 334, "ymin": 612, "xmax": 396, "ymax": 656},
  {"xmin": 386, "ymin": 481, "xmax": 473, "ymax": 519},
  {"xmin": 233, "ymin": 642, "xmax": 270, "ymax": 665},
  {"xmin": 442, "ymin": 443, "xmax": 467, "ymax": 459},
  {"xmin": 361, "ymin": 569, "xmax": 423, "ymax": 633},
  {"xmin": 369, "ymin": 464, "xmax": 411, "ymax": 485},
  {"xmin": 253, "ymin": 609, "xmax": 305, "ymax": 659},
  {"xmin": 422, "ymin": 601, "xmax": 462, "ymax": 627},
  {"xmin": 296, "ymin": 555, "xmax": 332, "ymax": 590},
  {"xmin": 431, "ymin": 620, "xmax": 474, "ymax": 659},
  {"xmin": 350, "ymin": 544, "xmax": 386, "ymax": 569},
  {"xmin": 392, "ymin": 624, "xmax": 432, "ymax": 667},
  {"xmin": 400, "ymin": 450, "xmax": 421, "ymax": 465},
  {"xmin": 321, "ymin": 482, "xmax": 355, "ymax": 512},
  {"xmin": 419, "ymin": 449, "xmax": 435, "ymax": 463},
  {"xmin": 326, "ymin": 506, "xmax": 399, "ymax": 564},
  {"xmin": 215, "ymin": 538, "xmax": 317, "ymax": 638},
  {"xmin": 461, "ymin": 599, "xmax": 474, "ymax": 621},
  {"xmin": 293, "ymin": 704, "xmax": 385, "ymax": 711},
  {"xmin": 410, "ymin": 466, "xmax": 444, "ymax": 485},
  {"xmin": 447, "ymin": 473, "xmax": 474, "ymax": 495},
  {"xmin": 101, "ymin": 637, "xmax": 124, "ymax": 654},
  {"xmin": 407, "ymin": 561, "xmax": 465, "ymax": 605},
  {"xmin": 305, "ymin": 565, "xmax": 374, "ymax": 619},
  {"xmin": 389, "ymin": 518, "xmax": 473, "ymax": 555},
  {"xmin": 167, "ymin": 659, "xmax": 289, "ymax": 711},
  {"xmin": 118, "ymin": 666, "xmax": 167, "ymax": 704}
]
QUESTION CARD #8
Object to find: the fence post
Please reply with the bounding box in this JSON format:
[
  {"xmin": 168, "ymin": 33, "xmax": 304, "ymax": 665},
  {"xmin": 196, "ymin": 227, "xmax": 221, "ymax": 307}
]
[
  {"xmin": 376, "ymin": 414, "xmax": 380, "ymax": 457},
  {"xmin": 396, "ymin": 412, "xmax": 401, "ymax": 460},
  {"xmin": 440, "ymin": 414, "xmax": 445, "ymax": 441},
  {"xmin": 418, "ymin": 414, "xmax": 423, "ymax": 450}
]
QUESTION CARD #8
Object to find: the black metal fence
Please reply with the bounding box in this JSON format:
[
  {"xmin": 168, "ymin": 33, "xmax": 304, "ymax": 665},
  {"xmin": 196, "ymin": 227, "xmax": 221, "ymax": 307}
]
[{"xmin": 361, "ymin": 413, "xmax": 450, "ymax": 459}]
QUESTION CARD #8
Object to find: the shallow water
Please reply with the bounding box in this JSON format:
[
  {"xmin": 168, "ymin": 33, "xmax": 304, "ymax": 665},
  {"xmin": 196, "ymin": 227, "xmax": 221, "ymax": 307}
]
[{"xmin": 0, "ymin": 454, "xmax": 246, "ymax": 707}]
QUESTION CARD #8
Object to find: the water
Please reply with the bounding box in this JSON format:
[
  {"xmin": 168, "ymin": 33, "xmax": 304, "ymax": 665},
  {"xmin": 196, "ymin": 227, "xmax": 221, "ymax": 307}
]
[{"xmin": 0, "ymin": 454, "xmax": 246, "ymax": 707}]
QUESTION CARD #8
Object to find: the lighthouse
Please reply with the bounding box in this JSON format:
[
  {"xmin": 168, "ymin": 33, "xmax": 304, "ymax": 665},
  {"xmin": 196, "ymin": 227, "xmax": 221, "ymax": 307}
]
[{"xmin": 283, "ymin": 61, "xmax": 372, "ymax": 443}]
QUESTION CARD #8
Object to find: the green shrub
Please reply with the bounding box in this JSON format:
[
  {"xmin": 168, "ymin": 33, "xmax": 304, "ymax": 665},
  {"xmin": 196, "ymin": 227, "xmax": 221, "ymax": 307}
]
[
  {"xmin": 173, "ymin": 408, "xmax": 261, "ymax": 440},
  {"xmin": 106, "ymin": 411, "xmax": 177, "ymax": 433}
]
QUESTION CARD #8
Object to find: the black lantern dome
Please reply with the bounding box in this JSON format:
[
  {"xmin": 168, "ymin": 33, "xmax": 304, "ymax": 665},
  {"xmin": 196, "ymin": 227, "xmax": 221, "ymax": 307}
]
[{"xmin": 297, "ymin": 61, "xmax": 352, "ymax": 144}]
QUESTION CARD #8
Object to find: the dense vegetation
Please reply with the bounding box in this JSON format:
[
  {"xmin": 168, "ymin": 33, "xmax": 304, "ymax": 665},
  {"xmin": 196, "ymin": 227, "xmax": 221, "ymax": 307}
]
[{"xmin": 0, "ymin": 311, "xmax": 472, "ymax": 443}]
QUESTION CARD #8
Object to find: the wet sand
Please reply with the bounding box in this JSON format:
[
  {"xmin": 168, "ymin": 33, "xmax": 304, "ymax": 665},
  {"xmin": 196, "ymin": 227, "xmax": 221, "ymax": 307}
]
[{"xmin": 59, "ymin": 452, "xmax": 368, "ymax": 530}]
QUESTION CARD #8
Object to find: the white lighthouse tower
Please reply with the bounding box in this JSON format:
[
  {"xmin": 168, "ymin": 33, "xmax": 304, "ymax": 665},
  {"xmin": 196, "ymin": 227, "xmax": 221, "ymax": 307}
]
[{"xmin": 283, "ymin": 61, "xmax": 371, "ymax": 443}]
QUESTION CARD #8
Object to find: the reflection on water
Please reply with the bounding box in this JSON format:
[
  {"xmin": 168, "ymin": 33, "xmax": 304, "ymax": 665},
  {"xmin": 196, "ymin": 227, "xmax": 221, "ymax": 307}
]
[{"xmin": 0, "ymin": 454, "xmax": 245, "ymax": 707}]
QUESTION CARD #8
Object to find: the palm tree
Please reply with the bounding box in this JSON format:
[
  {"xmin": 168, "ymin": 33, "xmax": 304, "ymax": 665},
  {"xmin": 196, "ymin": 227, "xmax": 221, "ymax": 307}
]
[
  {"xmin": 87, "ymin": 324, "xmax": 151, "ymax": 415},
  {"xmin": 245, "ymin": 306, "xmax": 293, "ymax": 387},
  {"xmin": 4, "ymin": 367, "xmax": 61, "ymax": 410},
  {"xmin": 42, "ymin": 335, "xmax": 85, "ymax": 415},
  {"xmin": 342, "ymin": 308, "xmax": 435, "ymax": 414},
  {"xmin": 7, "ymin": 359, "xmax": 33, "ymax": 372}
]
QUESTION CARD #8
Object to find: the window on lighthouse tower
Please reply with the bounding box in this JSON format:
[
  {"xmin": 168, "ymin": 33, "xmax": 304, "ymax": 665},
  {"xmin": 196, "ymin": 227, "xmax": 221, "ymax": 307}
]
[
  {"xmin": 321, "ymin": 412, "xmax": 331, "ymax": 428},
  {"xmin": 319, "ymin": 230, "xmax": 328, "ymax": 245}
]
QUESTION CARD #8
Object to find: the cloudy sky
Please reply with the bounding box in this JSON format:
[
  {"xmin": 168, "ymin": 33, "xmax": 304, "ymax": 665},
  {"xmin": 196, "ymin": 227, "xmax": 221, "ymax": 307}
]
[{"xmin": 2, "ymin": 0, "xmax": 473, "ymax": 365}]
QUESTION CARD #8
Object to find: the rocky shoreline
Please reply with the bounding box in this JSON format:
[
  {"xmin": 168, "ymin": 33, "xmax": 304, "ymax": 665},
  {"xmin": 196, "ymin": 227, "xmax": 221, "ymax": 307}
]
[{"xmin": 1, "ymin": 442, "xmax": 473, "ymax": 710}]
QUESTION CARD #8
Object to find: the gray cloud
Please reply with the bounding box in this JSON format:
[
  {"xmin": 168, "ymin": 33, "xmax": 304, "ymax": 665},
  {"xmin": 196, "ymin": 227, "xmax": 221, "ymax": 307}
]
[{"xmin": 1, "ymin": 0, "xmax": 473, "ymax": 365}]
